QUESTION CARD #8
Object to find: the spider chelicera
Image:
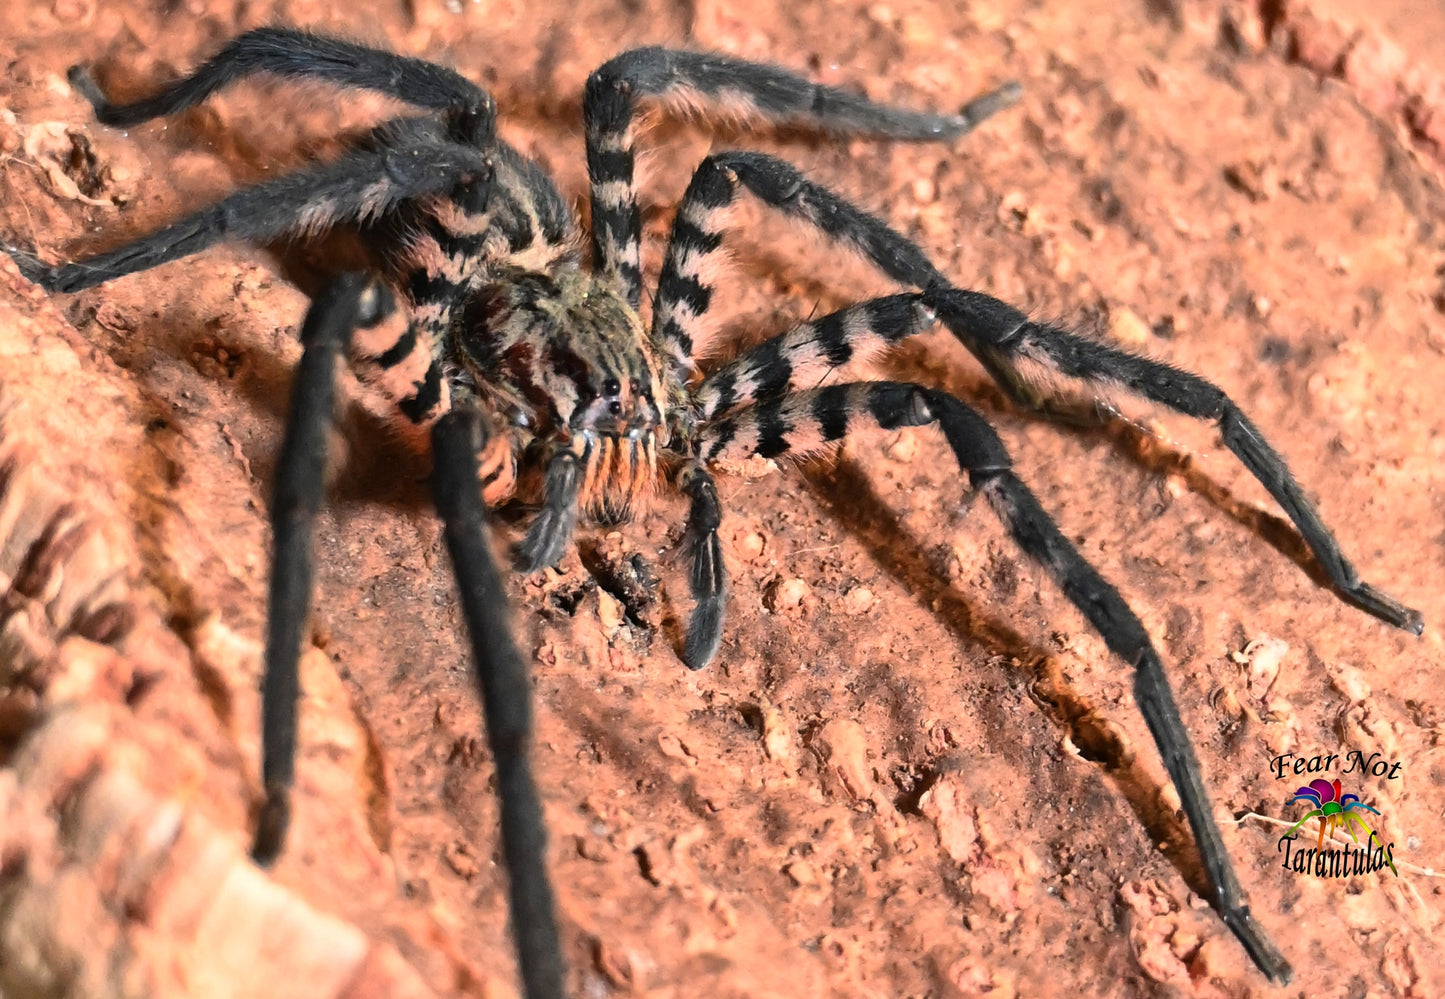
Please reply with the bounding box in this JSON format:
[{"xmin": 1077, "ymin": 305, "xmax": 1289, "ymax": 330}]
[{"xmin": 5, "ymin": 27, "xmax": 1422, "ymax": 996}]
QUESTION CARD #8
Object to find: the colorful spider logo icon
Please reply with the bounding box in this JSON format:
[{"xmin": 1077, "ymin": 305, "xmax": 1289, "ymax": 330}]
[{"xmin": 1284, "ymin": 778, "xmax": 1394, "ymax": 868}]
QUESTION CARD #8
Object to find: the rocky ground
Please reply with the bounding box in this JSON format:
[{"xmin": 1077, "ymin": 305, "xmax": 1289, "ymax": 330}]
[{"xmin": 2, "ymin": 0, "xmax": 1443, "ymax": 997}]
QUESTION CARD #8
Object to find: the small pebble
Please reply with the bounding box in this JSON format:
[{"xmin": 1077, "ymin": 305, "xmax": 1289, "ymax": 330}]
[
  {"xmin": 596, "ymin": 589, "xmax": 623, "ymax": 635},
  {"xmin": 736, "ymin": 530, "xmax": 766, "ymax": 560},
  {"xmin": 1109, "ymin": 305, "xmax": 1151, "ymax": 347},
  {"xmin": 784, "ymin": 860, "xmax": 818, "ymax": 887},
  {"xmin": 843, "ymin": 587, "xmax": 874, "ymax": 614},
  {"xmin": 884, "ymin": 432, "xmax": 918, "ymax": 463},
  {"xmin": 766, "ymin": 577, "xmax": 811, "ymax": 612}
]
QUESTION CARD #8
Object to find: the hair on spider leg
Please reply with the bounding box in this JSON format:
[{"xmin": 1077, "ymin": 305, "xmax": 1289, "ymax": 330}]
[{"xmin": 7, "ymin": 23, "xmax": 1426, "ymax": 995}]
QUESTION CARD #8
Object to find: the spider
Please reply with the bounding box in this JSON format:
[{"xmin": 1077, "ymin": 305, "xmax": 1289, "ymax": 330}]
[{"xmin": 5, "ymin": 27, "xmax": 1422, "ymax": 997}]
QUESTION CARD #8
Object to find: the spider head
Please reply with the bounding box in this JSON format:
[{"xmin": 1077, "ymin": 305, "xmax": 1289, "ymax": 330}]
[{"xmin": 462, "ymin": 268, "xmax": 667, "ymax": 444}]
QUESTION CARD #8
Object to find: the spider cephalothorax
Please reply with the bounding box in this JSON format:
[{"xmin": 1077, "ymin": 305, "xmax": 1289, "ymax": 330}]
[
  {"xmin": 460, "ymin": 267, "xmax": 667, "ymax": 523},
  {"xmin": 5, "ymin": 27, "xmax": 1422, "ymax": 999}
]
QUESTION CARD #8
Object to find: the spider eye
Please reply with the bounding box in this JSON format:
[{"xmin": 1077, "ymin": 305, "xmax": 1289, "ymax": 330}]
[{"xmin": 603, "ymin": 377, "xmax": 621, "ymax": 396}]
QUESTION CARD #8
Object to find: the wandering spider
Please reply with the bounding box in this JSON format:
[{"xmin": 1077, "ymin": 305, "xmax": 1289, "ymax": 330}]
[{"xmin": 4, "ymin": 26, "xmax": 1423, "ymax": 996}]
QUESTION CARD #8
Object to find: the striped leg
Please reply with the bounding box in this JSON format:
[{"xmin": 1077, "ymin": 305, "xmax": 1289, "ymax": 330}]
[
  {"xmin": 373, "ymin": 143, "xmax": 575, "ymax": 444},
  {"xmin": 652, "ymin": 151, "xmax": 948, "ymax": 379},
  {"xmin": 346, "ymin": 300, "xmax": 451, "ymax": 440},
  {"xmin": 6, "ymin": 119, "xmax": 494, "ymax": 294},
  {"xmin": 347, "ymin": 291, "xmax": 523, "ymax": 506},
  {"xmin": 583, "ymin": 46, "xmax": 1018, "ymax": 305},
  {"xmin": 656, "ymin": 151, "xmax": 1418, "ymax": 634},
  {"xmin": 8, "ymin": 28, "xmax": 507, "ymax": 293},
  {"xmin": 696, "ymin": 380, "xmax": 1292, "ymax": 984},
  {"xmin": 696, "ymin": 293, "xmax": 937, "ymax": 420},
  {"xmin": 920, "ymin": 287, "xmax": 1424, "ymax": 633}
]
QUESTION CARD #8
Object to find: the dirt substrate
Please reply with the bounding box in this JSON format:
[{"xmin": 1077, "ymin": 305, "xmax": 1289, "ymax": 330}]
[{"xmin": 2, "ymin": 1, "xmax": 1443, "ymax": 997}]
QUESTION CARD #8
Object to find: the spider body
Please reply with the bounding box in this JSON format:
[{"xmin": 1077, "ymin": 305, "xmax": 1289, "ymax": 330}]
[
  {"xmin": 4, "ymin": 26, "xmax": 1424, "ymax": 998},
  {"xmin": 357, "ymin": 126, "xmax": 670, "ymax": 526},
  {"xmin": 461, "ymin": 268, "xmax": 666, "ymax": 517}
]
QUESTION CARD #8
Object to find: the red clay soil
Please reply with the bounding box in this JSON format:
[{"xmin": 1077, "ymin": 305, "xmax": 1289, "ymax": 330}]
[{"xmin": 2, "ymin": 1, "xmax": 1443, "ymax": 997}]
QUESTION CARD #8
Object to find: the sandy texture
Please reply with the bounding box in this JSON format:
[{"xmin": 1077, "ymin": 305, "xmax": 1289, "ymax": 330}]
[{"xmin": 2, "ymin": 0, "xmax": 1443, "ymax": 996}]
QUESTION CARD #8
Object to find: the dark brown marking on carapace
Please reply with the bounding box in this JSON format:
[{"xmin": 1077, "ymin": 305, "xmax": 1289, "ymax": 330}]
[
  {"xmin": 457, "ymin": 267, "xmax": 667, "ymax": 444},
  {"xmin": 448, "ymin": 265, "xmax": 670, "ymax": 524}
]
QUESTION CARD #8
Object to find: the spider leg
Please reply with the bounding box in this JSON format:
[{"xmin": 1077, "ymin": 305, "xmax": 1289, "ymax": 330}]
[
  {"xmin": 7, "ymin": 120, "xmax": 495, "ymax": 294},
  {"xmin": 923, "ymin": 287, "xmax": 1424, "ymax": 633},
  {"xmin": 69, "ymin": 27, "xmax": 496, "ymax": 144},
  {"xmin": 517, "ymin": 449, "xmax": 582, "ymax": 571},
  {"xmin": 653, "ymin": 151, "xmax": 945, "ymax": 378},
  {"xmin": 345, "ymin": 297, "xmax": 451, "ymax": 434},
  {"xmin": 583, "ymin": 47, "xmax": 1018, "ymax": 304},
  {"xmin": 252, "ymin": 272, "xmax": 394, "ymax": 864},
  {"xmin": 697, "ymin": 292, "xmax": 937, "ymax": 419},
  {"xmin": 697, "ymin": 380, "xmax": 1293, "ymax": 984},
  {"xmin": 662, "ymin": 150, "xmax": 1420, "ymax": 633},
  {"xmin": 678, "ymin": 461, "xmax": 727, "ymax": 670},
  {"xmin": 433, "ymin": 408, "xmax": 565, "ymax": 999}
]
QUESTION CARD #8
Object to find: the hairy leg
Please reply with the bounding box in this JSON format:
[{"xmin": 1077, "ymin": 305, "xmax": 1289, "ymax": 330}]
[
  {"xmin": 7, "ymin": 118, "xmax": 494, "ymax": 294},
  {"xmin": 677, "ymin": 461, "xmax": 727, "ymax": 670},
  {"xmin": 697, "ymin": 380, "xmax": 1293, "ymax": 983},
  {"xmin": 670, "ymin": 150, "xmax": 1419, "ymax": 631},
  {"xmin": 696, "ymin": 292, "xmax": 936, "ymax": 419},
  {"xmin": 583, "ymin": 45, "xmax": 1017, "ymax": 305},
  {"xmin": 432, "ymin": 408, "xmax": 565, "ymax": 999},
  {"xmin": 70, "ymin": 26, "xmax": 496, "ymax": 144},
  {"xmin": 253, "ymin": 273, "xmax": 393, "ymax": 864}
]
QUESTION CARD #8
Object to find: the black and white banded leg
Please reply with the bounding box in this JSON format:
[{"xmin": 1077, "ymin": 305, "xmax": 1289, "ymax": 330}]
[
  {"xmin": 583, "ymin": 45, "xmax": 1019, "ymax": 307},
  {"xmin": 696, "ymin": 292, "xmax": 938, "ymax": 420},
  {"xmin": 652, "ymin": 150, "xmax": 950, "ymax": 378},
  {"xmin": 920, "ymin": 286, "xmax": 1424, "ymax": 632},
  {"xmin": 697, "ymin": 381, "xmax": 1293, "ymax": 983},
  {"xmin": 665, "ymin": 149, "xmax": 1419, "ymax": 633},
  {"xmin": 6, "ymin": 124, "xmax": 494, "ymax": 295},
  {"xmin": 6, "ymin": 27, "xmax": 500, "ymax": 295}
]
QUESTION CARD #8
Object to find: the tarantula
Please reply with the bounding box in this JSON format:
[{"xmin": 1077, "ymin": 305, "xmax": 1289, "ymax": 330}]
[{"xmin": 6, "ymin": 27, "xmax": 1421, "ymax": 997}]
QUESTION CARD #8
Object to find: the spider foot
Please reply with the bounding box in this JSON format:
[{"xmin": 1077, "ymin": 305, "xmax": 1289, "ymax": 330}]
[
  {"xmin": 682, "ymin": 594, "xmax": 724, "ymax": 671},
  {"xmin": 679, "ymin": 462, "xmax": 725, "ymax": 671},
  {"xmin": 955, "ymin": 81, "xmax": 1022, "ymax": 134},
  {"xmin": 3, "ymin": 244, "xmax": 57, "ymax": 288},
  {"xmin": 1220, "ymin": 904, "xmax": 1293, "ymax": 985},
  {"xmin": 1340, "ymin": 581, "xmax": 1423, "ymax": 635},
  {"xmin": 250, "ymin": 784, "xmax": 291, "ymax": 867},
  {"xmin": 516, "ymin": 450, "xmax": 580, "ymax": 572},
  {"xmin": 516, "ymin": 513, "xmax": 572, "ymax": 573}
]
